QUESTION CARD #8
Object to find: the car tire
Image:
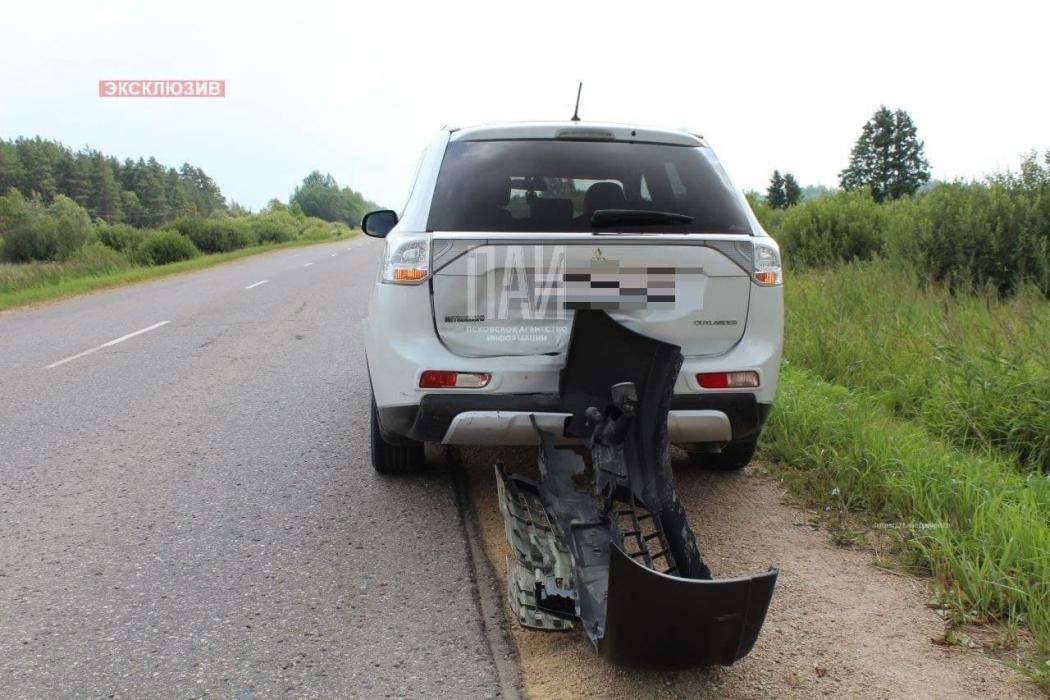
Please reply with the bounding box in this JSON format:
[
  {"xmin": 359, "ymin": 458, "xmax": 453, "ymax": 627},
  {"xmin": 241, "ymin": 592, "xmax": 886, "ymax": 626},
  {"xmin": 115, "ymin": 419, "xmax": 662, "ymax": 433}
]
[
  {"xmin": 370, "ymin": 399, "xmax": 426, "ymax": 474},
  {"xmin": 683, "ymin": 438, "xmax": 758, "ymax": 471}
]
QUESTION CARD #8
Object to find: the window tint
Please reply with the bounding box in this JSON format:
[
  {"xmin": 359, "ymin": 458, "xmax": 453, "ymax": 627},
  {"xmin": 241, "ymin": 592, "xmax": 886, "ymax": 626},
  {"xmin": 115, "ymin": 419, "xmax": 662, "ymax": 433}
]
[{"xmin": 427, "ymin": 140, "xmax": 752, "ymax": 234}]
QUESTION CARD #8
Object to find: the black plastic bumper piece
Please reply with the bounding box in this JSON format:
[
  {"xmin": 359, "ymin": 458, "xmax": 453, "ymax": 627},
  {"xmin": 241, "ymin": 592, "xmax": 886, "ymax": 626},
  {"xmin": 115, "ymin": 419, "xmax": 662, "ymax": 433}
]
[
  {"xmin": 496, "ymin": 310, "xmax": 778, "ymax": 668},
  {"xmin": 602, "ymin": 546, "xmax": 777, "ymax": 666}
]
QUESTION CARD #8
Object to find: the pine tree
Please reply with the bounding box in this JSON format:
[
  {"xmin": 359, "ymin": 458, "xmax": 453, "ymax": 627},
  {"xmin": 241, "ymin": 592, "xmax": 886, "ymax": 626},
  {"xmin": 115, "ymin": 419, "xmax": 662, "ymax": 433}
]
[
  {"xmin": 0, "ymin": 142, "xmax": 25, "ymax": 193},
  {"xmin": 120, "ymin": 190, "xmax": 149, "ymax": 227},
  {"xmin": 766, "ymin": 170, "xmax": 787, "ymax": 209},
  {"xmin": 783, "ymin": 173, "xmax": 802, "ymax": 207},
  {"xmin": 840, "ymin": 106, "xmax": 930, "ymax": 202},
  {"xmin": 89, "ymin": 153, "xmax": 123, "ymax": 223}
]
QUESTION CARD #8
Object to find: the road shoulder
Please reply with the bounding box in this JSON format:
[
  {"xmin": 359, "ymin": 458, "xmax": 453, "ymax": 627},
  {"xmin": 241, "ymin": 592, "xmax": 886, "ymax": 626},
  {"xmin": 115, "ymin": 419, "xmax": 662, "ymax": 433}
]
[{"xmin": 459, "ymin": 446, "xmax": 1040, "ymax": 699}]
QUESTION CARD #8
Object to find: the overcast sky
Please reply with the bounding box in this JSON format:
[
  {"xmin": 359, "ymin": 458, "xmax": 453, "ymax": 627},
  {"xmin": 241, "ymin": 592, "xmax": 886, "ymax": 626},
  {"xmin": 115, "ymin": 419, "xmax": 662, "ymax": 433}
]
[{"xmin": 1, "ymin": 0, "xmax": 1047, "ymax": 210}]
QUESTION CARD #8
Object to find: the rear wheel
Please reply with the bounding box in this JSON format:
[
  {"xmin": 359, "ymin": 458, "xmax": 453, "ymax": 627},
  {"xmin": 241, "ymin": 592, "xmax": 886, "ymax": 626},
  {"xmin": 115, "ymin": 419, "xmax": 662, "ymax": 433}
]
[
  {"xmin": 370, "ymin": 400, "xmax": 426, "ymax": 474},
  {"xmin": 683, "ymin": 438, "xmax": 758, "ymax": 471}
]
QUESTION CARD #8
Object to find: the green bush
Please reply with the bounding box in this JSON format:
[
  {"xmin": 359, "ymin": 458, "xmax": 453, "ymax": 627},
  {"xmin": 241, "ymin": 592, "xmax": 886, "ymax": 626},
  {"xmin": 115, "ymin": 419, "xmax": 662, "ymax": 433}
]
[
  {"xmin": 774, "ymin": 189, "xmax": 885, "ymax": 267},
  {"xmin": 905, "ymin": 176, "xmax": 1049, "ymax": 296},
  {"xmin": 249, "ymin": 211, "xmax": 299, "ymax": 243},
  {"xmin": 49, "ymin": 195, "xmax": 93, "ymax": 259},
  {"xmin": 758, "ymin": 152, "xmax": 1050, "ymax": 295},
  {"xmin": 0, "ymin": 242, "xmax": 130, "ymax": 295},
  {"xmin": 95, "ymin": 222, "xmax": 146, "ymax": 253},
  {"xmin": 66, "ymin": 241, "xmax": 132, "ymax": 275},
  {"xmin": 172, "ymin": 216, "xmax": 257, "ymax": 253},
  {"xmin": 132, "ymin": 230, "xmax": 200, "ymax": 265},
  {"xmin": 0, "ymin": 190, "xmax": 92, "ymax": 262}
]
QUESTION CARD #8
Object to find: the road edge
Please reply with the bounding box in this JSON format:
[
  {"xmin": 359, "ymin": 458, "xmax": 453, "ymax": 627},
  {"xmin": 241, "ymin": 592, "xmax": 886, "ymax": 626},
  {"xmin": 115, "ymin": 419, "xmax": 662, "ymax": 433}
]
[{"xmin": 448, "ymin": 448, "xmax": 523, "ymax": 699}]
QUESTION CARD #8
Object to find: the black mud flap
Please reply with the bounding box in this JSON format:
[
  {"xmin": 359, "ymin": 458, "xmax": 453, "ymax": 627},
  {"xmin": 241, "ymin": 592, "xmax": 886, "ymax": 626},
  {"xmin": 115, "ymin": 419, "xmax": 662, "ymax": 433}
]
[{"xmin": 496, "ymin": 310, "xmax": 778, "ymax": 668}]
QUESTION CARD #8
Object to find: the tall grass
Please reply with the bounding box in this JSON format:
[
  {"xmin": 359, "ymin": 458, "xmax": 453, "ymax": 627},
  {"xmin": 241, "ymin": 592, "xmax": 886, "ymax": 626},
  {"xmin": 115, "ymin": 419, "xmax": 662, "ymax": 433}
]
[
  {"xmin": 762, "ymin": 366, "xmax": 1050, "ymax": 685},
  {"xmin": 784, "ymin": 260, "xmax": 1050, "ymax": 472},
  {"xmin": 753, "ymin": 151, "xmax": 1050, "ymax": 686}
]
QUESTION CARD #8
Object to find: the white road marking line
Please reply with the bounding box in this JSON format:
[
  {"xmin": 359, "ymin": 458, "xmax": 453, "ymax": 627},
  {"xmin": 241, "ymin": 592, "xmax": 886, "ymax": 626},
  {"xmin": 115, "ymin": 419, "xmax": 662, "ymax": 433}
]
[
  {"xmin": 292, "ymin": 253, "xmax": 302, "ymax": 257},
  {"xmin": 303, "ymin": 262, "xmax": 314, "ymax": 267},
  {"xmin": 330, "ymin": 253, "xmax": 337, "ymax": 257},
  {"xmin": 245, "ymin": 280, "xmax": 269, "ymax": 289},
  {"xmin": 45, "ymin": 321, "xmax": 170, "ymax": 369}
]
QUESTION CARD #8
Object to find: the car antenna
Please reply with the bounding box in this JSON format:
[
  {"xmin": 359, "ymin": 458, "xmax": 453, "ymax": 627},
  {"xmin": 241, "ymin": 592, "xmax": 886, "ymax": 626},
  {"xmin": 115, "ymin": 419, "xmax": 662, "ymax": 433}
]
[{"xmin": 571, "ymin": 82, "xmax": 582, "ymax": 122}]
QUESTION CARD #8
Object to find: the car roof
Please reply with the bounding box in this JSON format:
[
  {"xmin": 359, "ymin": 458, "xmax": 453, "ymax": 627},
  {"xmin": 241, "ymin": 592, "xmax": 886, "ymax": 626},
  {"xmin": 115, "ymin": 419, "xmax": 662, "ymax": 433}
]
[{"xmin": 446, "ymin": 121, "xmax": 706, "ymax": 147}]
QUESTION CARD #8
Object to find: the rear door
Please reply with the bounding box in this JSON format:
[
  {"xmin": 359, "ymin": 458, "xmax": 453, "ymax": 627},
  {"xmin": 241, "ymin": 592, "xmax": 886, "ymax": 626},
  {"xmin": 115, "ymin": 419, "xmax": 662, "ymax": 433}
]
[
  {"xmin": 424, "ymin": 134, "xmax": 757, "ymax": 358},
  {"xmin": 431, "ymin": 236, "xmax": 752, "ymax": 357}
]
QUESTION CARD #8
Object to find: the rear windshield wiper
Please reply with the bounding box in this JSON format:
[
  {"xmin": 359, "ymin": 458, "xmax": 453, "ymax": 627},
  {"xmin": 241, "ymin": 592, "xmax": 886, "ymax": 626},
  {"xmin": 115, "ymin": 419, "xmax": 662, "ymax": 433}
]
[{"xmin": 590, "ymin": 209, "xmax": 694, "ymax": 228}]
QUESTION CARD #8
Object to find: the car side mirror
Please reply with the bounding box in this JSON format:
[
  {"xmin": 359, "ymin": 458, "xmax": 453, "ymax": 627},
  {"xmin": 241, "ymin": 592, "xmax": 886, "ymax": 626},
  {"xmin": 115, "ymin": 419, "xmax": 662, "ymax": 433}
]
[{"xmin": 362, "ymin": 210, "xmax": 398, "ymax": 238}]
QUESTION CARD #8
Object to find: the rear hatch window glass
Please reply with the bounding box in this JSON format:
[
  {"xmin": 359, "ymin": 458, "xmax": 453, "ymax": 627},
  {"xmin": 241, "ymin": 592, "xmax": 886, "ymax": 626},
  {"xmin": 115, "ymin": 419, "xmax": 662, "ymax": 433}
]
[{"xmin": 427, "ymin": 139, "xmax": 752, "ymax": 234}]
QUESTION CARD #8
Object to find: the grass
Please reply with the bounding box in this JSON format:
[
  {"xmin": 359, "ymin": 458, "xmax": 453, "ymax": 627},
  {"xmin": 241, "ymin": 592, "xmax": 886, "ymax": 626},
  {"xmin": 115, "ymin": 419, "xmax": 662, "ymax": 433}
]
[
  {"xmin": 764, "ymin": 258, "xmax": 1050, "ymax": 687},
  {"xmin": 784, "ymin": 259, "xmax": 1050, "ymax": 472},
  {"xmin": 0, "ymin": 231, "xmax": 356, "ymax": 312},
  {"xmin": 761, "ymin": 366, "xmax": 1050, "ymax": 686}
]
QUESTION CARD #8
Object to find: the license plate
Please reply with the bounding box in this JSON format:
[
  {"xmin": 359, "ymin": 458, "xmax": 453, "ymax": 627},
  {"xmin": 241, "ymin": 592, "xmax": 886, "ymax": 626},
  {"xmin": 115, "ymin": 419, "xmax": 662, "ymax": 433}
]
[{"xmin": 562, "ymin": 259, "xmax": 678, "ymax": 310}]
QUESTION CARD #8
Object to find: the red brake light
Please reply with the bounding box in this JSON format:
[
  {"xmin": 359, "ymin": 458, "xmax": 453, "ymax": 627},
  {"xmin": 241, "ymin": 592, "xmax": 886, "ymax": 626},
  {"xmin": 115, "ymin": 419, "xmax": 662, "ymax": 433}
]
[{"xmin": 697, "ymin": 371, "xmax": 760, "ymax": 389}]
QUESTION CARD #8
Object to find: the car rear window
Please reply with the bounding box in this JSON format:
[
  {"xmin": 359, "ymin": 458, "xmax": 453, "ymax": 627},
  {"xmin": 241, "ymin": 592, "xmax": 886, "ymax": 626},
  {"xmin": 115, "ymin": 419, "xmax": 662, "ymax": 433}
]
[{"xmin": 426, "ymin": 139, "xmax": 753, "ymax": 234}]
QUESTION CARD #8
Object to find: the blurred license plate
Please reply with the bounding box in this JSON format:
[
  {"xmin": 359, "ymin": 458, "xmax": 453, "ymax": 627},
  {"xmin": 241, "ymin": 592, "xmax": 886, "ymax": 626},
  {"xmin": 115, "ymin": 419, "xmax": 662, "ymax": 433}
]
[{"xmin": 562, "ymin": 259, "xmax": 677, "ymax": 311}]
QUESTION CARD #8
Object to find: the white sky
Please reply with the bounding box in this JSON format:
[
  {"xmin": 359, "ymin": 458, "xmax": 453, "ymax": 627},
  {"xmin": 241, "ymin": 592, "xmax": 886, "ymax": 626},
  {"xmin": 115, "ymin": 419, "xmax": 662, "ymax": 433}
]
[{"xmin": 1, "ymin": 0, "xmax": 1047, "ymax": 210}]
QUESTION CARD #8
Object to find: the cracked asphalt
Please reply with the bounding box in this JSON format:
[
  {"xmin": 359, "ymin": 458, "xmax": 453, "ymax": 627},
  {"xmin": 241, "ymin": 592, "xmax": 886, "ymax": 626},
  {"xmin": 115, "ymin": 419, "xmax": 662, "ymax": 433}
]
[{"xmin": 0, "ymin": 237, "xmax": 503, "ymax": 698}]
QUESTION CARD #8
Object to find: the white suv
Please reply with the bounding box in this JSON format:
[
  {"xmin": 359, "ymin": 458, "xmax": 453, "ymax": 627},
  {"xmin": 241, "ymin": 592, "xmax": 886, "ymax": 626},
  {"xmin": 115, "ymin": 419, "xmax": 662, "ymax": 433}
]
[{"xmin": 362, "ymin": 122, "xmax": 783, "ymax": 474}]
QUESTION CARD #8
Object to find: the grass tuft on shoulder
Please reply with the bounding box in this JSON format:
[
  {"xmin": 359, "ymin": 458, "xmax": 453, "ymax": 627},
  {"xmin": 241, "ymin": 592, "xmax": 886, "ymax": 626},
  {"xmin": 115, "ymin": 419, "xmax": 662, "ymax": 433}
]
[{"xmin": 761, "ymin": 365, "xmax": 1050, "ymax": 688}]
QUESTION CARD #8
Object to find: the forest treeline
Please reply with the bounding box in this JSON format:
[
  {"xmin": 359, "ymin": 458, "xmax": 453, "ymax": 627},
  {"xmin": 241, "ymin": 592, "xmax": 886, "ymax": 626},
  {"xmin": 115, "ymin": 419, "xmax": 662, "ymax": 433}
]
[
  {"xmin": 0, "ymin": 137, "xmax": 379, "ymax": 265},
  {"xmin": 0, "ymin": 137, "xmax": 227, "ymax": 226},
  {"xmin": 0, "ymin": 137, "xmax": 380, "ymax": 229}
]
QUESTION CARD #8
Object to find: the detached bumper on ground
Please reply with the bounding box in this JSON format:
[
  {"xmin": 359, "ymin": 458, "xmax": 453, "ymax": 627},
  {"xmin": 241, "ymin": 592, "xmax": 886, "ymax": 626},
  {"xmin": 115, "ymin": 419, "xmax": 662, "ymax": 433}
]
[{"xmin": 494, "ymin": 310, "xmax": 778, "ymax": 667}]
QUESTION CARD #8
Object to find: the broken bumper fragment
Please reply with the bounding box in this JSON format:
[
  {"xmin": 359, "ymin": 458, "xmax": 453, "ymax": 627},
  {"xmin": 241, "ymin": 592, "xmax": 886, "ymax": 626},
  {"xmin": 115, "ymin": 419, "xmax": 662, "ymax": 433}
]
[{"xmin": 495, "ymin": 310, "xmax": 778, "ymax": 667}]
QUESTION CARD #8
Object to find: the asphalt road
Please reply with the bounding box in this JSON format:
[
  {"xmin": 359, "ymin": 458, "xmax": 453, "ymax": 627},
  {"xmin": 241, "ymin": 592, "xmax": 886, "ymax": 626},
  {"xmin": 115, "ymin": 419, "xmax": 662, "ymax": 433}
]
[{"xmin": 0, "ymin": 237, "xmax": 505, "ymax": 698}]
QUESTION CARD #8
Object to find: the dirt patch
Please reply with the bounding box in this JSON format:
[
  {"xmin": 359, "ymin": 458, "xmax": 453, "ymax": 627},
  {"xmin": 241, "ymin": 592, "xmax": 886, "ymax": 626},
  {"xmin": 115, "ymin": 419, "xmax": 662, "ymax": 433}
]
[{"xmin": 459, "ymin": 446, "xmax": 1039, "ymax": 699}]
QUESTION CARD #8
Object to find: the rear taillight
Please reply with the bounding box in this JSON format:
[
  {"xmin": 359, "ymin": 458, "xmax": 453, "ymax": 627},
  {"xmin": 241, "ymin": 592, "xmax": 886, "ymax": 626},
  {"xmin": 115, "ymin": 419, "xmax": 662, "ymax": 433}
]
[
  {"xmin": 697, "ymin": 371, "xmax": 760, "ymax": 389},
  {"xmin": 752, "ymin": 242, "xmax": 782, "ymax": 286},
  {"xmin": 382, "ymin": 233, "xmax": 430, "ymax": 284},
  {"xmin": 419, "ymin": 370, "xmax": 492, "ymax": 389}
]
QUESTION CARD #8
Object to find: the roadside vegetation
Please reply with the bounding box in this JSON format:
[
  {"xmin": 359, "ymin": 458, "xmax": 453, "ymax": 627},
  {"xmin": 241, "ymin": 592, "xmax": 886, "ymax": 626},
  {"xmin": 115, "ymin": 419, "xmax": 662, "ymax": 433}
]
[
  {"xmin": 753, "ymin": 107, "xmax": 1050, "ymax": 686},
  {"xmin": 0, "ymin": 138, "xmax": 375, "ymax": 309}
]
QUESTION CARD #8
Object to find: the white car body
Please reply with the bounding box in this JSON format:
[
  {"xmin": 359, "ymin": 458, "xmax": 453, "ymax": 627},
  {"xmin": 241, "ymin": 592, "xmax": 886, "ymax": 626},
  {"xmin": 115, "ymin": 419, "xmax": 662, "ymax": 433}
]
[{"xmin": 363, "ymin": 121, "xmax": 782, "ymax": 461}]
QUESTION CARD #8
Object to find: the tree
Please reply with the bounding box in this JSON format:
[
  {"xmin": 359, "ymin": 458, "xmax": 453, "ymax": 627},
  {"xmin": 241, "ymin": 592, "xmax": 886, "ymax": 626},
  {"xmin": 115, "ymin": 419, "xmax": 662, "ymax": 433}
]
[
  {"xmin": 766, "ymin": 170, "xmax": 802, "ymax": 209},
  {"xmin": 88, "ymin": 153, "xmax": 123, "ymax": 223},
  {"xmin": 783, "ymin": 173, "xmax": 802, "ymax": 207},
  {"xmin": 290, "ymin": 171, "xmax": 379, "ymax": 226},
  {"xmin": 16, "ymin": 138, "xmax": 59, "ymax": 200},
  {"xmin": 0, "ymin": 142, "xmax": 25, "ymax": 193},
  {"xmin": 840, "ymin": 106, "xmax": 930, "ymax": 202},
  {"xmin": 120, "ymin": 190, "xmax": 149, "ymax": 227},
  {"xmin": 48, "ymin": 194, "xmax": 92, "ymax": 258},
  {"xmin": 766, "ymin": 170, "xmax": 787, "ymax": 209}
]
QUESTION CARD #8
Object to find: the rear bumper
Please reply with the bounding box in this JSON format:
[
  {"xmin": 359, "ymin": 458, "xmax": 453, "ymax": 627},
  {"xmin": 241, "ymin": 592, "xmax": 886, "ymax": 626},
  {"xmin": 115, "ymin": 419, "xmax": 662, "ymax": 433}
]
[{"xmin": 377, "ymin": 393, "xmax": 771, "ymax": 445}]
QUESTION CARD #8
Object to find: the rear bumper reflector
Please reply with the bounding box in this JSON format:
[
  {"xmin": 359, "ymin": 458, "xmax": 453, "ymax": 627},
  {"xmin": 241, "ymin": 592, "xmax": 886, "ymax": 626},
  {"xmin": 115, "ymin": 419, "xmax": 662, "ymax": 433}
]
[
  {"xmin": 697, "ymin": 370, "xmax": 759, "ymax": 389},
  {"xmin": 418, "ymin": 370, "xmax": 491, "ymax": 389}
]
